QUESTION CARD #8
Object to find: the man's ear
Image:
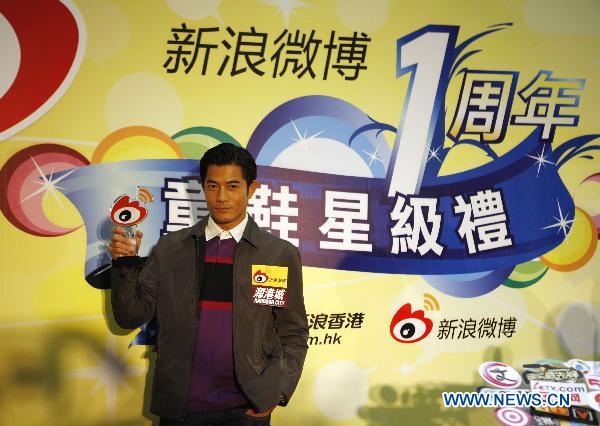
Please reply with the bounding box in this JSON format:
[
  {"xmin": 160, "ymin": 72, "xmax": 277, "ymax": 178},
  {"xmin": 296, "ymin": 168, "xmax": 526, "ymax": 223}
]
[{"xmin": 247, "ymin": 180, "xmax": 259, "ymax": 199}]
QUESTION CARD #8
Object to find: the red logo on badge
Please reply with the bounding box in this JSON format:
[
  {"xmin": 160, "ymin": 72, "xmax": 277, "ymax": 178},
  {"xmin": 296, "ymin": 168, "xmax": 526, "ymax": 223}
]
[
  {"xmin": 253, "ymin": 270, "xmax": 269, "ymax": 284},
  {"xmin": 390, "ymin": 303, "xmax": 433, "ymax": 343}
]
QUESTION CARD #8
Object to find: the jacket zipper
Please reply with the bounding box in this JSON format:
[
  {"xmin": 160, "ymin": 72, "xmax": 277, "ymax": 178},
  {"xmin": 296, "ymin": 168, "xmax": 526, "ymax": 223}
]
[
  {"xmin": 194, "ymin": 235, "xmax": 199, "ymax": 332},
  {"xmin": 178, "ymin": 235, "xmax": 200, "ymax": 420},
  {"xmin": 232, "ymin": 239, "xmax": 238, "ymax": 371}
]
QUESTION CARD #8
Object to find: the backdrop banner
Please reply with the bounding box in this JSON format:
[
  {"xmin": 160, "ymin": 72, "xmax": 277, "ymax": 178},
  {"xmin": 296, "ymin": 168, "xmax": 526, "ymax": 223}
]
[{"xmin": 1, "ymin": 1, "xmax": 598, "ymax": 425}]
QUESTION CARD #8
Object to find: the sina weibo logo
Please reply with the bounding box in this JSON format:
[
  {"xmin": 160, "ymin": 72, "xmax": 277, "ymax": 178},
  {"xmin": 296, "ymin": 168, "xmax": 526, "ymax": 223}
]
[
  {"xmin": 390, "ymin": 303, "xmax": 434, "ymax": 343},
  {"xmin": 0, "ymin": 1, "xmax": 85, "ymax": 141},
  {"xmin": 110, "ymin": 196, "xmax": 148, "ymax": 226},
  {"xmin": 253, "ymin": 270, "xmax": 269, "ymax": 284}
]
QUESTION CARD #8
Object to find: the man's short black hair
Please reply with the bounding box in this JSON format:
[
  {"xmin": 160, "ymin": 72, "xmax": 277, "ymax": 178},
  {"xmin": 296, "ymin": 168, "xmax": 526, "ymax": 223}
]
[{"xmin": 199, "ymin": 143, "xmax": 257, "ymax": 186}]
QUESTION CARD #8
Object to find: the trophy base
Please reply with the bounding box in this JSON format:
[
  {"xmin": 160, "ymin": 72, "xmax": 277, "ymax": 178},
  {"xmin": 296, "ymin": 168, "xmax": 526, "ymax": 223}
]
[{"xmin": 121, "ymin": 225, "xmax": 136, "ymax": 238}]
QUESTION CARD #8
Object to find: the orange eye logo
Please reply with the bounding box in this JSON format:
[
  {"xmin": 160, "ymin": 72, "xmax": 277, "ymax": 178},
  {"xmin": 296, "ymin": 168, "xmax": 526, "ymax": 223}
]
[
  {"xmin": 390, "ymin": 303, "xmax": 433, "ymax": 343},
  {"xmin": 253, "ymin": 270, "xmax": 268, "ymax": 284},
  {"xmin": 110, "ymin": 195, "xmax": 148, "ymax": 226}
]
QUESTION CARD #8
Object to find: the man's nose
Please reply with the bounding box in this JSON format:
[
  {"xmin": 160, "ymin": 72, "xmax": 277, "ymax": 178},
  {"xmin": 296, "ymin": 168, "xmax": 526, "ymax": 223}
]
[{"xmin": 216, "ymin": 186, "xmax": 227, "ymax": 202}]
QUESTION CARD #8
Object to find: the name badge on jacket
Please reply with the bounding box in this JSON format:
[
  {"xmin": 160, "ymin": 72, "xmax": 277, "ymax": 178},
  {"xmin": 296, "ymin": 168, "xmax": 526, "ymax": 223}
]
[{"xmin": 251, "ymin": 265, "xmax": 288, "ymax": 307}]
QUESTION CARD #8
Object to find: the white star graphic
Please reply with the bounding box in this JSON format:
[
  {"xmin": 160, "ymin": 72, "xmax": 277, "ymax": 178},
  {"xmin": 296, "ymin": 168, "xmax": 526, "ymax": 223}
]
[
  {"xmin": 66, "ymin": 335, "xmax": 146, "ymax": 419},
  {"xmin": 526, "ymin": 144, "xmax": 555, "ymax": 177},
  {"xmin": 361, "ymin": 143, "xmax": 384, "ymax": 167},
  {"xmin": 542, "ymin": 199, "xmax": 574, "ymax": 239},
  {"xmin": 287, "ymin": 120, "xmax": 324, "ymax": 159},
  {"xmin": 395, "ymin": 357, "xmax": 413, "ymax": 384},
  {"xmin": 427, "ymin": 146, "xmax": 442, "ymax": 163},
  {"xmin": 20, "ymin": 156, "xmax": 77, "ymax": 210},
  {"xmin": 262, "ymin": 0, "xmax": 308, "ymax": 27}
]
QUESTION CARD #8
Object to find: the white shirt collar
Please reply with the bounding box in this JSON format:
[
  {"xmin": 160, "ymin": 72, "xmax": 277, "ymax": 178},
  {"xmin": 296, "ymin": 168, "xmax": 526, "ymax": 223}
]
[{"xmin": 205, "ymin": 214, "xmax": 248, "ymax": 242}]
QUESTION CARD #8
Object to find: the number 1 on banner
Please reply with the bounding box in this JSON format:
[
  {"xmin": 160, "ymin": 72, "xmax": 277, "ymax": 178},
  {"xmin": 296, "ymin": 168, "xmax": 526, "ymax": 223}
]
[{"xmin": 387, "ymin": 26, "xmax": 458, "ymax": 196}]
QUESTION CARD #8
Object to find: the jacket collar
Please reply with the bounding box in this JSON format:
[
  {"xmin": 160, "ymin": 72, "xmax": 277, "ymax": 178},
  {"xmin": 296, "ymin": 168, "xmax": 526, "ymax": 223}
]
[
  {"xmin": 178, "ymin": 217, "xmax": 207, "ymax": 241},
  {"xmin": 178, "ymin": 214, "xmax": 262, "ymax": 248},
  {"xmin": 240, "ymin": 214, "xmax": 261, "ymax": 248}
]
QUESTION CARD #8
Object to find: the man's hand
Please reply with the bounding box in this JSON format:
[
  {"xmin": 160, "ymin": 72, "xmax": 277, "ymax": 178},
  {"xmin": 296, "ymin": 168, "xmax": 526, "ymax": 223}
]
[
  {"xmin": 108, "ymin": 227, "xmax": 143, "ymax": 260},
  {"xmin": 245, "ymin": 406, "xmax": 275, "ymax": 418}
]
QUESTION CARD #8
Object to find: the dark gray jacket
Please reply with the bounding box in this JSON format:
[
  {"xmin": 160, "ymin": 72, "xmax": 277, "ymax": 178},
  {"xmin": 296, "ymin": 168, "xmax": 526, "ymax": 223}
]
[{"xmin": 111, "ymin": 216, "xmax": 309, "ymax": 418}]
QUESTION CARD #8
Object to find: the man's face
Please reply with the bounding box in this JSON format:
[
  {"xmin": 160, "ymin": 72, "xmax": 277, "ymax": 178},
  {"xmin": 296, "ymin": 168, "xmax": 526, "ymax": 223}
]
[{"xmin": 203, "ymin": 164, "xmax": 258, "ymax": 231}]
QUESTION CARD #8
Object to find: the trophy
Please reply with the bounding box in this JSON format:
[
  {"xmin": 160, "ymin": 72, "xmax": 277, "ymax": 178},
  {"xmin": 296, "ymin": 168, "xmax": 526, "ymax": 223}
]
[
  {"xmin": 84, "ymin": 187, "xmax": 154, "ymax": 288},
  {"xmin": 109, "ymin": 186, "xmax": 153, "ymax": 242}
]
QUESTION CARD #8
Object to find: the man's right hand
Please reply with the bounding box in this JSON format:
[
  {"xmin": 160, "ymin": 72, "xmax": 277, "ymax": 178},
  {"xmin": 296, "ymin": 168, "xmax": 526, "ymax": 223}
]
[{"xmin": 108, "ymin": 227, "xmax": 143, "ymax": 260}]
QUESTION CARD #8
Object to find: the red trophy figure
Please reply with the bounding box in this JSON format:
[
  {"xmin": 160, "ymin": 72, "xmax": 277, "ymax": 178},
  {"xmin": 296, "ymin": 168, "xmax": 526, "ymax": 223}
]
[{"xmin": 109, "ymin": 186, "xmax": 153, "ymax": 239}]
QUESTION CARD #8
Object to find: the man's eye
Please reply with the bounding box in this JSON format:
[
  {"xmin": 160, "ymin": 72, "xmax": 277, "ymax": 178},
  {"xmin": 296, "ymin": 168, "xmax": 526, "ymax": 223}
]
[{"xmin": 229, "ymin": 185, "xmax": 238, "ymax": 190}]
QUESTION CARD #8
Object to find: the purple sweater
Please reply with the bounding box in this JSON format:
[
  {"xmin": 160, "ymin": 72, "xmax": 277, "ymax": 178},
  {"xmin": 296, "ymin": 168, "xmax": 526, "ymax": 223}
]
[{"xmin": 185, "ymin": 237, "xmax": 250, "ymax": 411}]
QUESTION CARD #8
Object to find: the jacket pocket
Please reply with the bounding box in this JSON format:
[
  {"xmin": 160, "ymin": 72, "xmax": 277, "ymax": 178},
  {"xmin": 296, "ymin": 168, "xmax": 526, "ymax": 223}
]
[{"xmin": 261, "ymin": 335, "xmax": 282, "ymax": 361}]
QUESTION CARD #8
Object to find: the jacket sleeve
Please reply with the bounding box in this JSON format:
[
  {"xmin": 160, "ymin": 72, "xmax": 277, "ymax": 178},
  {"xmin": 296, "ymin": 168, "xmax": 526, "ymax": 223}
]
[
  {"xmin": 273, "ymin": 243, "xmax": 309, "ymax": 402},
  {"xmin": 110, "ymin": 243, "xmax": 160, "ymax": 329}
]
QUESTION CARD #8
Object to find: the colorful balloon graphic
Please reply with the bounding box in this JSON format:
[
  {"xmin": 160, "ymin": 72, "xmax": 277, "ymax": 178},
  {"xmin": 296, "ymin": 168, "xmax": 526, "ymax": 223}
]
[
  {"xmin": 541, "ymin": 207, "xmax": 597, "ymax": 272},
  {"xmin": 248, "ymin": 95, "xmax": 391, "ymax": 178},
  {"xmin": 0, "ymin": 144, "xmax": 89, "ymax": 236},
  {"xmin": 91, "ymin": 126, "xmax": 183, "ymax": 163},
  {"xmin": 172, "ymin": 126, "xmax": 240, "ymax": 159},
  {"xmin": 422, "ymin": 268, "xmax": 513, "ymax": 298},
  {"xmin": 503, "ymin": 260, "xmax": 549, "ymax": 289},
  {"xmin": 579, "ymin": 172, "xmax": 600, "ymax": 238}
]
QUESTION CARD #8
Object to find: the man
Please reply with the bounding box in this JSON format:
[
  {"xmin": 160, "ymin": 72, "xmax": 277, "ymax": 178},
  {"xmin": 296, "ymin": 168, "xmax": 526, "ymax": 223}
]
[{"xmin": 109, "ymin": 144, "xmax": 309, "ymax": 425}]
